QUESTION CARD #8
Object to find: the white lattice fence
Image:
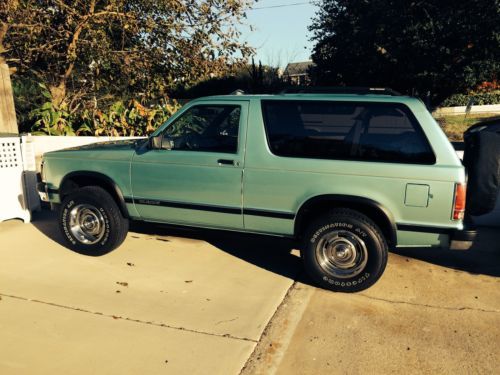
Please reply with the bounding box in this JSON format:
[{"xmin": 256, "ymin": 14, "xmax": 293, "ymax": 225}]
[{"xmin": 0, "ymin": 137, "xmax": 30, "ymax": 222}]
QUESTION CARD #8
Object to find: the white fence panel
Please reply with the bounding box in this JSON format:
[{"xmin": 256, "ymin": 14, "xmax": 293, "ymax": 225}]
[
  {"xmin": 433, "ymin": 104, "xmax": 500, "ymax": 116},
  {"xmin": 0, "ymin": 137, "xmax": 30, "ymax": 222}
]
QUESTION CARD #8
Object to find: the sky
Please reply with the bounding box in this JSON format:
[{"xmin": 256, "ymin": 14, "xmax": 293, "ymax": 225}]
[{"xmin": 239, "ymin": 1, "xmax": 318, "ymax": 68}]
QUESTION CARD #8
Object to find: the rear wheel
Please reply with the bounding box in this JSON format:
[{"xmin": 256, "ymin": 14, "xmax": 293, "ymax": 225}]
[
  {"xmin": 59, "ymin": 186, "xmax": 129, "ymax": 254},
  {"xmin": 301, "ymin": 208, "xmax": 388, "ymax": 292}
]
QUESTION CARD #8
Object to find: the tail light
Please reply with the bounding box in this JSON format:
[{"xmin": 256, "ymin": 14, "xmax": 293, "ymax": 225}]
[{"xmin": 452, "ymin": 183, "xmax": 466, "ymax": 220}]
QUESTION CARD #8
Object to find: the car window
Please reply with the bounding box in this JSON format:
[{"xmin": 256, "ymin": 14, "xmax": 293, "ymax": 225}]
[
  {"xmin": 162, "ymin": 105, "xmax": 241, "ymax": 153},
  {"xmin": 261, "ymin": 100, "xmax": 435, "ymax": 164}
]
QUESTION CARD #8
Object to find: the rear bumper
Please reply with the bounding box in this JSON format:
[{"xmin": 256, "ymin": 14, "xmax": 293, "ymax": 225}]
[
  {"xmin": 450, "ymin": 227, "xmax": 477, "ymax": 250},
  {"xmin": 396, "ymin": 222, "xmax": 477, "ymax": 250}
]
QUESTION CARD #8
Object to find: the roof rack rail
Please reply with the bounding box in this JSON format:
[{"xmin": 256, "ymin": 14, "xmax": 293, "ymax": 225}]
[
  {"xmin": 230, "ymin": 89, "xmax": 246, "ymax": 95},
  {"xmin": 280, "ymin": 86, "xmax": 402, "ymax": 96}
]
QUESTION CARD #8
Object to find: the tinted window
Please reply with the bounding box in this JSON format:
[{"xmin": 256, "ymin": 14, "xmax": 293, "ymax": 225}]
[
  {"xmin": 162, "ymin": 105, "xmax": 240, "ymax": 153},
  {"xmin": 261, "ymin": 101, "xmax": 435, "ymax": 164}
]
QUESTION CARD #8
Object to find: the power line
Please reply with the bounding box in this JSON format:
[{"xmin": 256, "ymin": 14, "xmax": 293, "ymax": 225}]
[{"xmin": 249, "ymin": 2, "xmax": 313, "ymax": 10}]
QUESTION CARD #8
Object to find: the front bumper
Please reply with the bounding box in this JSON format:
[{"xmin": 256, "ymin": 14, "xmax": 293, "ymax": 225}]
[
  {"xmin": 36, "ymin": 173, "xmax": 59, "ymax": 203},
  {"xmin": 37, "ymin": 180, "xmax": 49, "ymax": 202}
]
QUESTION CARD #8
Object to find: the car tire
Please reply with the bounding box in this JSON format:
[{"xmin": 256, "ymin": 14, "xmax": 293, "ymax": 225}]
[
  {"xmin": 463, "ymin": 130, "xmax": 500, "ymax": 216},
  {"xmin": 59, "ymin": 186, "xmax": 129, "ymax": 254},
  {"xmin": 301, "ymin": 208, "xmax": 388, "ymax": 292}
]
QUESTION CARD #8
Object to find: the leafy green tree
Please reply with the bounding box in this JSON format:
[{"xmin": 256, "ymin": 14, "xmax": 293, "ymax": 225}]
[
  {"xmin": 309, "ymin": 0, "xmax": 500, "ymax": 103},
  {"xmin": 1, "ymin": 0, "xmax": 254, "ymax": 109}
]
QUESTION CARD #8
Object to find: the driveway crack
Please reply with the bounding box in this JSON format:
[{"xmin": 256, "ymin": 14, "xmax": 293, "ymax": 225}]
[
  {"xmin": 0, "ymin": 292, "xmax": 257, "ymax": 343},
  {"xmin": 215, "ymin": 317, "xmax": 239, "ymax": 325},
  {"xmin": 358, "ymin": 293, "xmax": 500, "ymax": 313}
]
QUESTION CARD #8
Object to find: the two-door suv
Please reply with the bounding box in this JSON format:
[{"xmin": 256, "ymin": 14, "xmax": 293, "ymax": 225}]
[{"xmin": 38, "ymin": 88, "xmax": 474, "ymax": 292}]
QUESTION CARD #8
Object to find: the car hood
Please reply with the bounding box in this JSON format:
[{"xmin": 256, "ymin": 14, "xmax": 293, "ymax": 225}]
[
  {"xmin": 61, "ymin": 139, "xmax": 144, "ymax": 151},
  {"xmin": 44, "ymin": 138, "xmax": 147, "ymax": 160}
]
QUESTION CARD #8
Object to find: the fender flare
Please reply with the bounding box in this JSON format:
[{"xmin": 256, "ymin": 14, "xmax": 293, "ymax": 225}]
[
  {"xmin": 59, "ymin": 171, "xmax": 130, "ymax": 218},
  {"xmin": 294, "ymin": 194, "xmax": 397, "ymax": 245}
]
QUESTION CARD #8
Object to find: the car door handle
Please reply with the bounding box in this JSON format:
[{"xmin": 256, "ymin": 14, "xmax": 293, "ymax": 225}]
[{"xmin": 217, "ymin": 159, "xmax": 236, "ymax": 166}]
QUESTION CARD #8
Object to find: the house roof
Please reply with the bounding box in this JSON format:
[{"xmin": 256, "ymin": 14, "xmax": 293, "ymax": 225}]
[{"xmin": 284, "ymin": 61, "xmax": 314, "ymax": 76}]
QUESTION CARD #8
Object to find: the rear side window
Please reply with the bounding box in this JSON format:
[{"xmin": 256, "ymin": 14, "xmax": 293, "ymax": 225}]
[{"xmin": 261, "ymin": 100, "xmax": 435, "ymax": 164}]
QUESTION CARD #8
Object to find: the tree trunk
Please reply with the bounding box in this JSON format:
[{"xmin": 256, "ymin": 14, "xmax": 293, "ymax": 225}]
[
  {"xmin": 0, "ymin": 62, "xmax": 19, "ymax": 134},
  {"xmin": 0, "ymin": 22, "xmax": 8, "ymax": 65}
]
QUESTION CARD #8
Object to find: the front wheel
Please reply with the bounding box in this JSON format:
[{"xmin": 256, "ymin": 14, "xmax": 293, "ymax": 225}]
[
  {"xmin": 302, "ymin": 208, "xmax": 388, "ymax": 292},
  {"xmin": 59, "ymin": 186, "xmax": 129, "ymax": 254}
]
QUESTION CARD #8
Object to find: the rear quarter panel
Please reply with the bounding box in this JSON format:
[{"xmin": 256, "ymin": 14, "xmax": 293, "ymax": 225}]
[{"xmin": 243, "ymin": 97, "xmax": 464, "ymax": 246}]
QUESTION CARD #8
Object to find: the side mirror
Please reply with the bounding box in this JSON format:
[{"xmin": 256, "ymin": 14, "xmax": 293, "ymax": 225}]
[
  {"xmin": 149, "ymin": 134, "xmax": 163, "ymax": 149},
  {"xmin": 148, "ymin": 134, "xmax": 172, "ymax": 150}
]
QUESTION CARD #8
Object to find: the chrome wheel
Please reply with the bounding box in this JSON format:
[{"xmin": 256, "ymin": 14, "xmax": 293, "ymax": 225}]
[
  {"xmin": 315, "ymin": 230, "xmax": 368, "ymax": 279},
  {"xmin": 69, "ymin": 204, "xmax": 106, "ymax": 244}
]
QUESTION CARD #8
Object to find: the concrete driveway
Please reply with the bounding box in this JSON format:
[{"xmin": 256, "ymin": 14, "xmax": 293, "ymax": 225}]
[
  {"xmin": 0, "ymin": 211, "xmax": 300, "ymax": 375},
  {"xmin": 243, "ymin": 229, "xmax": 500, "ymax": 375},
  {"xmin": 1, "ymin": 210, "xmax": 499, "ymax": 374}
]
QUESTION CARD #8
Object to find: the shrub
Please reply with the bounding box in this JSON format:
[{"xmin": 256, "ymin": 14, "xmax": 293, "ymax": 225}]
[
  {"xmin": 440, "ymin": 91, "xmax": 500, "ymax": 107},
  {"xmin": 30, "ymin": 97, "xmax": 181, "ymax": 136}
]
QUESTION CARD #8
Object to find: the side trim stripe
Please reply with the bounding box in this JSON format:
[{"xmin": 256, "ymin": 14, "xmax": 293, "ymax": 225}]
[
  {"xmin": 396, "ymin": 224, "xmax": 453, "ymax": 234},
  {"xmin": 244, "ymin": 208, "xmax": 295, "ymax": 220},
  {"xmin": 125, "ymin": 196, "xmax": 295, "ymax": 220}
]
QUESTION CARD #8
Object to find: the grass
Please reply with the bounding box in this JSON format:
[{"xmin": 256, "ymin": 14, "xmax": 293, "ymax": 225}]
[{"xmin": 434, "ymin": 113, "xmax": 500, "ymax": 141}]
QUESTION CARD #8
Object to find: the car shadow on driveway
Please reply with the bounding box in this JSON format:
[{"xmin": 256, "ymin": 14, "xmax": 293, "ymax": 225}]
[
  {"xmin": 130, "ymin": 219, "xmax": 307, "ymax": 283},
  {"xmin": 31, "ymin": 209, "xmax": 311, "ymax": 286},
  {"xmin": 31, "ymin": 209, "xmax": 500, "ymax": 282},
  {"xmin": 392, "ymin": 227, "xmax": 500, "ymax": 277}
]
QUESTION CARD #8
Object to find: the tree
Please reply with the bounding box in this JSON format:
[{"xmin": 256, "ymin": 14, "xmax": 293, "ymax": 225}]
[
  {"xmin": 309, "ymin": 0, "xmax": 500, "ymax": 103},
  {"xmin": 172, "ymin": 59, "xmax": 287, "ymax": 98},
  {"xmin": 1, "ymin": 0, "xmax": 254, "ymax": 108}
]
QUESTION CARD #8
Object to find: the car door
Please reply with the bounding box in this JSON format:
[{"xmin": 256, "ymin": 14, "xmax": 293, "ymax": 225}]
[{"xmin": 130, "ymin": 100, "xmax": 248, "ymax": 230}]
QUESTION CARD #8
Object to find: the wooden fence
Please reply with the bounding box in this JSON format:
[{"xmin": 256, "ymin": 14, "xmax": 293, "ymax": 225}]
[{"xmin": 0, "ymin": 63, "xmax": 18, "ymax": 134}]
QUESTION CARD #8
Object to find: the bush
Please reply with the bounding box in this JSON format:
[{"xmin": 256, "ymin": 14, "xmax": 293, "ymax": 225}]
[
  {"xmin": 28, "ymin": 84, "xmax": 181, "ymax": 136},
  {"xmin": 440, "ymin": 91, "xmax": 500, "ymax": 107},
  {"xmin": 73, "ymin": 99, "xmax": 181, "ymax": 136}
]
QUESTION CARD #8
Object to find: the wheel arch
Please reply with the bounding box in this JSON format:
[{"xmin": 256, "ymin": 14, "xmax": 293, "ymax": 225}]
[
  {"xmin": 59, "ymin": 171, "xmax": 130, "ymax": 218},
  {"xmin": 294, "ymin": 194, "xmax": 397, "ymax": 246}
]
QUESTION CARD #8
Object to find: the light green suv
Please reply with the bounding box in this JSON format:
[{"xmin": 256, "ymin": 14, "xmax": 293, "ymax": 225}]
[{"xmin": 38, "ymin": 89, "xmax": 474, "ymax": 292}]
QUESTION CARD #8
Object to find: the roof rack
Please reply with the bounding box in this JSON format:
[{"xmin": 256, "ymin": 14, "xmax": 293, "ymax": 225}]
[
  {"xmin": 280, "ymin": 86, "xmax": 402, "ymax": 96},
  {"xmin": 230, "ymin": 89, "xmax": 246, "ymax": 95}
]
